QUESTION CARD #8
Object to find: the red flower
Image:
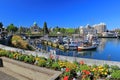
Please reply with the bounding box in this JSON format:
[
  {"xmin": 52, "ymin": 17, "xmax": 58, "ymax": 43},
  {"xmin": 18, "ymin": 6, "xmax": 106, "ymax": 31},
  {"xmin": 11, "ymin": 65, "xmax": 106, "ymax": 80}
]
[
  {"xmin": 63, "ymin": 76, "xmax": 69, "ymax": 80},
  {"xmin": 65, "ymin": 68, "xmax": 70, "ymax": 72},
  {"xmin": 82, "ymin": 70, "xmax": 86, "ymax": 73},
  {"xmin": 86, "ymin": 71, "xmax": 90, "ymax": 75},
  {"xmin": 82, "ymin": 70, "xmax": 90, "ymax": 75},
  {"xmin": 80, "ymin": 60, "xmax": 84, "ymax": 65}
]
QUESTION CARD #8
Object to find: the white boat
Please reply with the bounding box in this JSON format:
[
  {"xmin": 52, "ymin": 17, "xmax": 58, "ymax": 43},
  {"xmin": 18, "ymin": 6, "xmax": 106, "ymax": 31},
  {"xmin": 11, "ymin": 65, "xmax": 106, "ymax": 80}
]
[
  {"xmin": 64, "ymin": 41, "xmax": 78, "ymax": 50},
  {"xmin": 78, "ymin": 42, "xmax": 97, "ymax": 51}
]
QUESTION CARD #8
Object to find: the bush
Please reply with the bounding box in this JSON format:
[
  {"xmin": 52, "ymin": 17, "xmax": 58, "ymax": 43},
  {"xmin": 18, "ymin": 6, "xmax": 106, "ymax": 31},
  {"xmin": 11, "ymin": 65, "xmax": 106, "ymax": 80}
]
[
  {"xmin": 11, "ymin": 35, "xmax": 33, "ymax": 50},
  {"xmin": 8, "ymin": 53, "xmax": 14, "ymax": 58},
  {"xmin": 0, "ymin": 50, "xmax": 8, "ymax": 56},
  {"xmin": 51, "ymin": 62, "xmax": 60, "ymax": 70},
  {"xmin": 37, "ymin": 59, "xmax": 46, "ymax": 67},
  {"xmin": 111, "ymin": 70, "xmax": 120, "ymax": 79},
  {"xmin": 5, "ymin": 51, "xmax": 11, "ymax": 57},
  {"xmin": 28, "ymin": 55, "xmax": 35, "ymax": 64},
  {"xmin": 46, "ymin": 58, "xmax": 53, "ymax": 68},
  {"xmin": 18, "ymin": 54, "xmax": 26, "ymax": 61},
  {"xmin": 111, "ymin": 65, "xmax": 120, "ymax": 71},
  {"xmin": 24, "ymin": 56, "xmax": 29, "ymax": 63}
]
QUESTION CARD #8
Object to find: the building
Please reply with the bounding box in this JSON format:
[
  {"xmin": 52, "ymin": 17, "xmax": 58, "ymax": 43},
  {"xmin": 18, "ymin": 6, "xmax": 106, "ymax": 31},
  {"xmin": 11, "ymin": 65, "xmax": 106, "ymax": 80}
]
[
  {"xmin": 30, "ymin": 22, "xmax": 40, "ymax": 33},
  {"xmin": 79, "ymin": 24, "xmax": 97, "ymax": 35},
  {"xmin": 93, "ymin": 23, "xmax": 107, "ymax": 33}
]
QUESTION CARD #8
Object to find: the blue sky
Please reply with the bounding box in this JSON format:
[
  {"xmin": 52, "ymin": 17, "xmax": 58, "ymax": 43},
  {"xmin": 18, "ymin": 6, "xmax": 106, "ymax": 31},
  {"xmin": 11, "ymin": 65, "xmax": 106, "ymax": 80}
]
[{"xmin": 0, "ymin": 0, "xmax": 120, "ymax": 30}]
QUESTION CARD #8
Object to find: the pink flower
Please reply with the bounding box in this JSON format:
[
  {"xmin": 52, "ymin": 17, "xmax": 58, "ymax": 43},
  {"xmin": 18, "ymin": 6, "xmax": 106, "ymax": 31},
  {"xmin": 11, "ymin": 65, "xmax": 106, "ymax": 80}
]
[{"xmin": 80, "ymin": 60, "xmax": 84, "ymax": 65}]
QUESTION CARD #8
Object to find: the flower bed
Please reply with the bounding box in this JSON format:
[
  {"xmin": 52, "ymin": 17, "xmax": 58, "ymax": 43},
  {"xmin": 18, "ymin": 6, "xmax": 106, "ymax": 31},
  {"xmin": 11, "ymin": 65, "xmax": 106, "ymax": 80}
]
[{"xmin": 0, "ymin": 49, "xmax": 120, "ymax": 80}]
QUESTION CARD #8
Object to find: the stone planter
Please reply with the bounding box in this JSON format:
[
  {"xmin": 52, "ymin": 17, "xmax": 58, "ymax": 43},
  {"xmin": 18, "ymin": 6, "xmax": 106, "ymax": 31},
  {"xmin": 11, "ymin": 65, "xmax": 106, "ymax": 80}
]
[{"xmin": 1, "ymin": 57, "xmax": 62, "ymax": 80}]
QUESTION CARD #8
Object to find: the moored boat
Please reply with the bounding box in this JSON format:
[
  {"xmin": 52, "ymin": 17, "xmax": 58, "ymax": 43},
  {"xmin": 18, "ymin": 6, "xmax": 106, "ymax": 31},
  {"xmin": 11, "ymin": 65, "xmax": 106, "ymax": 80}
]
[
  {"xmin": 78, "ymin": 45, "xmax": 97, "ymax": 51},
  {"xmin": 78, "ymin": 41, "xmax": 97, "ymax": 51},
  {"xmin": 64, "ymin": 41, "xmax": 78, "ymax": 50}
]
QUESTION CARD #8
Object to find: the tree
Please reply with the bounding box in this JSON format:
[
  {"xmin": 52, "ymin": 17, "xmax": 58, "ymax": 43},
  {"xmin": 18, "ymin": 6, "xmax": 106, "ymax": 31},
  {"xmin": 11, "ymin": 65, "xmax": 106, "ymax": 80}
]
[
  {"xmin": 0, "ymin": 22, "xmax": 3, "ymax": 28},
  {"xmin": 60, "ymin": 28, "xmax": 66, "ymax": 34},
  {"xmin": 7, "ymin": 24, "xmax": 18, "ymax": 33},
  {"xmin": 19, "ymin": 26, "xmax": 24, "ymax": 34},
  {"xmin": 43, "ymin": 22, "xmax": 49, "ymax": 35}
]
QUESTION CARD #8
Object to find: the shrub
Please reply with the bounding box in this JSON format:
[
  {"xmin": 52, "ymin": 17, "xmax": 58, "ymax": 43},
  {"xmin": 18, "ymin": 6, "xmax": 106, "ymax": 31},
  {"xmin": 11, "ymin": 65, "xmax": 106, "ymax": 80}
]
[
  {"xmin": 46, "ymin": 58, "xmax": 53, "ymax": 68},
  {"xmin": 8, "ymin": 53, "xmax": 14, "ymax": 58},
  {"xmin": 24, "ymin": 56, "xmax": 29, "ymax": 63},
  {"xmin": 37, "ymin": 59, "xmax": 46, "ymax": 67},
  {"xmin": 0, "ymin": 50, "xmax": 8, "ymax": 56},
  {"xmin": 11, "ymin": 35, "xmax": 33, "ymax": 50},
  {"xmin": 111, "ymin": 70, "xmax": 120, "ymax": 79},
  {"xmin": 111, "ymin": 65, "xmax": 120, "ymax": 71},
  {"xmin": 18, "ymin": 54, "xmax": 26, "ymax": 61},
  {"xmin": 79, "ymin": 64, "xmax": 90, "ymax": 71},
  {"xmin": 5, "ymin": 51, "xmax": 11, "ymax": 57},
  {"xmin": 28, "ymin": 55, "xmax": 35, "ymax": 64},
  {"xmin": 51, "ymin": 62, "xmax": 60, "ymax": 70}
]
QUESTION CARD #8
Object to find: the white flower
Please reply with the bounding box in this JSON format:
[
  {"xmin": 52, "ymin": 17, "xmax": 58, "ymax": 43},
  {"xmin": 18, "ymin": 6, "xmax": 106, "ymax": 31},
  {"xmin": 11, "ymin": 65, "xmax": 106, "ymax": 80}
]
[
  {"xmin": 73, "ymin": 77, "xmax": 76, "ymax": 80},
  {"xmin": 77, "ymin": 71, "xmax": 81, "ymax": 77}
]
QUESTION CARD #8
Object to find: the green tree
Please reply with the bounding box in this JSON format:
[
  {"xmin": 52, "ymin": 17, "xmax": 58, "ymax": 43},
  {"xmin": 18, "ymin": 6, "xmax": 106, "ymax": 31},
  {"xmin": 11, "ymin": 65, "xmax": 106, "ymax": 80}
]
[
  {"xmin": 19, "ymin": 26, "xmax": 24, "ymax": 34},
  {"xmin": 60, "ymin": 28, "xmax": 66, "ymax": 34},
  {"xmin": 7, "ymin": 24, "xmax": 18, "ymax": 33},
  {"xmin": 43, "ymin": 22, "xmax": 49, "ymax": 35},
  {"xmin": 66, "ymin": 28, "xmax": 75, "ymax": 34},
  {"xmin": 0, "ymin": 22, "xmax": 3, "ymax": 28}
]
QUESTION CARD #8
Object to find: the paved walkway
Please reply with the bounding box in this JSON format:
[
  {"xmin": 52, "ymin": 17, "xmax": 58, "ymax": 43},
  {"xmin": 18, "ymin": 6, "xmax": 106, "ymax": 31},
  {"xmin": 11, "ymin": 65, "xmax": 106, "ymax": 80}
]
[{"xmin": 0, "ymin": 68, "xmax": 19, "ymax": 80}]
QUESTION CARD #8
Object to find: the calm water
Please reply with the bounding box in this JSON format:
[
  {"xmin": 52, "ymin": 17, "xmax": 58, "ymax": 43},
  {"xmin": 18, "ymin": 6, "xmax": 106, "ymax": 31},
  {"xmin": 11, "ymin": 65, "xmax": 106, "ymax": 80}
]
[{"xmin": 38, "ymin": 38, "xmax": 120, "ymax": 62}]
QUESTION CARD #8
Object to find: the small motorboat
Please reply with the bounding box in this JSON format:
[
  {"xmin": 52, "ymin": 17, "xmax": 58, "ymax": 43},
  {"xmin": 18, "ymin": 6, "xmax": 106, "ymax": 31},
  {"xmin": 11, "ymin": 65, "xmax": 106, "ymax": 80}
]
[{"xmin": 78, "ymin": 41, "xmax": 97, "ymax": 51}]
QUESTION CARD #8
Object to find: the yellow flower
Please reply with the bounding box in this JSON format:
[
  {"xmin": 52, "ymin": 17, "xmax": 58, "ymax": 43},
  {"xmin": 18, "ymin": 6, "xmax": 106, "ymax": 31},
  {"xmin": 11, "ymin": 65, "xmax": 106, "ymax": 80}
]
[
  {"xmin": 104, "ymin": 72, "xmax": 107, "ymax": 75},
  {"xmin": 35, "ymin": 57, "xmax": 40, "ymax": 61}
]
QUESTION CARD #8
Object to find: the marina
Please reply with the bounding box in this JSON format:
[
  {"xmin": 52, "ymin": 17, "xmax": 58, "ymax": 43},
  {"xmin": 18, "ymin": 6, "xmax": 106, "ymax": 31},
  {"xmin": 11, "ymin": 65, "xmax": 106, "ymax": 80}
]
[{"xmin": 37, "ymin": 38, "xmax": 120, "ymax": 62}]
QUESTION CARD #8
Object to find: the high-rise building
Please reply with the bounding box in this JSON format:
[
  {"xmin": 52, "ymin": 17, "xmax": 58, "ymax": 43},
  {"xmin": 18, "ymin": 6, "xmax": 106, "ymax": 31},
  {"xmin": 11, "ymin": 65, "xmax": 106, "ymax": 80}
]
[
  {"xmin": 93, "ymin": 23, "xmax": 107, "ymax": 33},
  {"xmin": 79, "ymin": 24, "xmax": 97, "ymax": 35}
]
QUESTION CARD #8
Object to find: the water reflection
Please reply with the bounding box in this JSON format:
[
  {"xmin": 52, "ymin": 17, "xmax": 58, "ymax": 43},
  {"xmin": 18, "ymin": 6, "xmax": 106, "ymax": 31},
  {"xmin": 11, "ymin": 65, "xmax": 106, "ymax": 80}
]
[{"xmin": 37, "ymin": 38, "xmax": 120, "ymax": 61}]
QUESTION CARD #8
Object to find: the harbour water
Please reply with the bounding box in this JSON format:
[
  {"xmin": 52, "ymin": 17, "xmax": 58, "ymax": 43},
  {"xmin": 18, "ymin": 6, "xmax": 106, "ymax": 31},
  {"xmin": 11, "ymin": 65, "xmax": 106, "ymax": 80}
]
[{"xmin": 38, "ymin": 38, "xmax": 120, "ymax": 62}]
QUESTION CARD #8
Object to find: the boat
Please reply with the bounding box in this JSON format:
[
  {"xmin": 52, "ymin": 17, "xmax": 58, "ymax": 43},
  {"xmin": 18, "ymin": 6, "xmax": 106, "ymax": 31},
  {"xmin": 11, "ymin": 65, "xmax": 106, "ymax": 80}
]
[
  {"xmin": 78, "ymin": 41, "xmax": 97, "ymax": 51},
  {"xmin": 48, "ymin": 41, "xmax": 52, "ymax": 46},
  {"xmin": 64, "ymin": 41, "xmax": 78, "ymax": 50},
  {"xmin": 52, "ymin": 43, "xmax": 58, "ymax": 48},
  {"xmin": 78, "ymin": 45, "xmax": 97, "ymax": 51},
  {"xmin": 59, "ymin": 45, "xmax": 65, "ymax": 50}
]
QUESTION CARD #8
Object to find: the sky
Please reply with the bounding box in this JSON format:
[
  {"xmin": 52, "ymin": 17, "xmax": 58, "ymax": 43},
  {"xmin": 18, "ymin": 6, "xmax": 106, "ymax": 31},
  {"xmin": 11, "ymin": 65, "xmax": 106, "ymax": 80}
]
[{"xmin": 0, "ymin": 0, "xmax": 120, "ymax": 30}]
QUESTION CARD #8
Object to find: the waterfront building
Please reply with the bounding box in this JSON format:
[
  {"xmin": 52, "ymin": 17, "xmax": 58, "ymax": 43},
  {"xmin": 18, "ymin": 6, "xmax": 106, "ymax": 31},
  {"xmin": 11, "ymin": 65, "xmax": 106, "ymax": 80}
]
[
  {"xmin": 79, "ymin": 24, "xmax": 97, "ymax": 36},
  {"xmin": 93, "ymin": 23, "xmax": 107, "ymax": 34}
]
